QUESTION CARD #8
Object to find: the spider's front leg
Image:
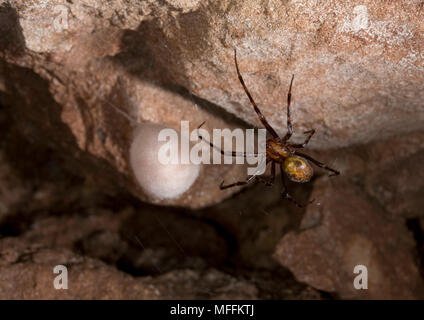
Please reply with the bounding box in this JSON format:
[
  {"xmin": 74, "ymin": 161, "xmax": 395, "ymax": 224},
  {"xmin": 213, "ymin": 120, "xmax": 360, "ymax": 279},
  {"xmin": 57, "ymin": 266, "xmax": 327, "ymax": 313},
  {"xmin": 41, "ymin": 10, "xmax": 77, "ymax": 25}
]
[
  {"xmin": 294, "ymin": 151, "xmax": 340, "ymax": 177},
  {"xmin": 290, "ymin": 129, "xmax": 316, "ymax": 148},
  {"xmin": 282, "ymin": 75, "xmax": 295, "ymax": 143},
  {"xmin": 220, "ymin": 161, "xmax": 275, "ymax": 189},
  {"xmin": 234, "ymin": 49, "xmax": 280, "ymax": 139}
]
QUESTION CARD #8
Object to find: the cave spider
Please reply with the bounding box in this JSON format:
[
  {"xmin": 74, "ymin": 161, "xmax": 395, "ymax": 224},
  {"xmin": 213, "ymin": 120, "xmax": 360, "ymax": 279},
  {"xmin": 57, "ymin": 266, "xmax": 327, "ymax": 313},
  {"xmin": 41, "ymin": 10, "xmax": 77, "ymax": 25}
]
[{"xmin": 198, "ymin": 49, "xmax": 340, "ymax": 207}]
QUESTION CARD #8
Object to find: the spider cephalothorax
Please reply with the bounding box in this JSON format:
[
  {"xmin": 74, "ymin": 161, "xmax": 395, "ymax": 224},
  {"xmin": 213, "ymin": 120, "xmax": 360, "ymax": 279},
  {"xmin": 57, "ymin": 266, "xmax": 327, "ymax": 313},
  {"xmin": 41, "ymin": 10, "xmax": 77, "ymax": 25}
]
[
  {"xmin": 198, "ymin": 49, "xmax": 340, "ymax": 207},
  {"xmin": 266, "ymin": 139, "xmax": 313, "ymax": 182}
]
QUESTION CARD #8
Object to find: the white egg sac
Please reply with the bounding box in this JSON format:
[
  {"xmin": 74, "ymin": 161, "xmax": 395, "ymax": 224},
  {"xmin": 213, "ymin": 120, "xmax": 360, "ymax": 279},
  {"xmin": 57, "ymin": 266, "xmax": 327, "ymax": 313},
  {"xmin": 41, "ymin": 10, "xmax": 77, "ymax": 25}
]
[{"xmin": 130, "ymin": 123, "xmax": 200, "ymax": 200}]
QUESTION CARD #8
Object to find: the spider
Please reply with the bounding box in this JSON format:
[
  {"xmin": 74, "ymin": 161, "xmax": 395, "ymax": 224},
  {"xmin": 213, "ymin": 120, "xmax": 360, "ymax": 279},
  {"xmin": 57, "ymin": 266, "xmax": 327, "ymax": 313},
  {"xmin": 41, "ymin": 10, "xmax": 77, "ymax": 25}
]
[{"xmin": 198, "ymin": 49, "xmax": 340, "ymax": 207}]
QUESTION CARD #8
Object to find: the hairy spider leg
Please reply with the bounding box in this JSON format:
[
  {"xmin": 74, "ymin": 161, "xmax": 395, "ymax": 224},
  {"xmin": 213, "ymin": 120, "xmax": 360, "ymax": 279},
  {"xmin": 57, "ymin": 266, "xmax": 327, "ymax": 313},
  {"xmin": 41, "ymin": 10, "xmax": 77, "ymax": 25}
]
[
  {"xmin": 282, "ymin": 75, "xmax": 295, "ymax": 143},
  {"xmin": 220, "ymin": 160, "xmax": 275, "ymax": 190},
  {"xmin": 234, "ymin": 49, "xmax": 280, "ymax": 139},
  {"xmin": 290, "ymin": 129, "xmax": 316, "ymax": 148},
  {"xmin": 294, "ymin": 151, "xmax": 340, "ymax": 176}
]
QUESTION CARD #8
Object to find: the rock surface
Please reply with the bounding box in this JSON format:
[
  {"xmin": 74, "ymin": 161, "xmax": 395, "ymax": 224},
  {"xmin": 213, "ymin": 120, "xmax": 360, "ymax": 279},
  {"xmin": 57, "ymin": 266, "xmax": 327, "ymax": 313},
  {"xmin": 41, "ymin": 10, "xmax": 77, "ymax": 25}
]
[
  {"xmin": 0, "ymin": 0, "xmax": 423, "ymax": 300},
  {"xmin": 0, "ymin": 184, "xmax": 320, "ymax": 299},
  {"xmin": 1, "ymin": 0, "xmax": 423, "ymax": 206},
  {"xmin": 0, "ymin": 237, "xmax": 259, "ymax": 299},
  {"xmin": 0, "ymin": 97, "xmax": 325, "ymax": 300},
  {"xmin": 274, "ymin": 177, "xmax": 424, "ymax": 299}
]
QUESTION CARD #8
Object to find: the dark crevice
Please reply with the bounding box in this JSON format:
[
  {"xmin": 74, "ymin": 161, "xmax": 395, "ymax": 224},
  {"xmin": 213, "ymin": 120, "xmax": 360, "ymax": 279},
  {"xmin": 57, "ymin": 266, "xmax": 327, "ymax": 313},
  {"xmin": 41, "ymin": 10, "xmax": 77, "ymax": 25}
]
[
  {"xmin": 317, "ymin": 290, "xmax": 338, "ymax": 300},
  {"xmin": 115, "ymin": 256, "xmax": 151, "ymax": 277},
  {"xmin": 406, "ymin": 218, "xmax": 424, "ymax": 279},
  {"xmin": 187, "ymin": 213, "xmax": 239, "ymax": 269}
]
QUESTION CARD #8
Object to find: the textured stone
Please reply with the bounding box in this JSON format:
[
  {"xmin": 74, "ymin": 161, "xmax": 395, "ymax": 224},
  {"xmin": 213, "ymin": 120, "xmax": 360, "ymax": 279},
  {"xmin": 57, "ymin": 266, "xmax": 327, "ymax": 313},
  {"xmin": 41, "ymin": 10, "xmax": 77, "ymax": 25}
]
[
  {"xmin": 0, "ymin": 149, "xmax": 30, "ymax": 223},
  {"xmin": 307, "ymin": 130, "xmax": 424, "ymax": 219},
  {"xmin": 1, "ymin": 0, "xmax": 423, "ymax": 207},
  {"xmin": 0, "ymin": 237, "xmax": 257, "ymax": 299},
  {"xmin": 363, "ymin": 150, "xmax": 424, "ymax": 219},
  {"xmin": 138, "ymin": 0, "xmax": 424, "ymax": 148},
  {"xmin": 274, "ymin": 177, "xmax": 424, "ymax": 299},
  {"xmin": 0, "ymin": 0, "xmax": 423, "ymax": 300}
]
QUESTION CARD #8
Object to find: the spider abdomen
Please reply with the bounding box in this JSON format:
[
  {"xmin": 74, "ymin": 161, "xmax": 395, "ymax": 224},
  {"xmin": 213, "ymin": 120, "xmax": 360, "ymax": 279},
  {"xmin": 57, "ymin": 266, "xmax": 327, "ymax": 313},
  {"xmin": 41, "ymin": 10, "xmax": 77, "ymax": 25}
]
[{"xmin": 284, "ymin": 156, "xmax": 313, "ymax": 183}]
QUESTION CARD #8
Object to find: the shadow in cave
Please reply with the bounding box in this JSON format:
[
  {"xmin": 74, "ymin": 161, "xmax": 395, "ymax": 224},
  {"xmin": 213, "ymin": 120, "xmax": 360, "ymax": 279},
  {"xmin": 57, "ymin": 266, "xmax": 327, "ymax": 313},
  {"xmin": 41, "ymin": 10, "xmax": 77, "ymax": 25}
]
[
  {"xmin": 0, "ymin": 63, "xmax": 136, "ymax": 237},
  {"xmin": 0, "ymin": 2, "xmax": 25, "ymax": 57},
  {"xmin": 406, "ymin": 218, "xmax": 424, "ymax": 279},
  {"xmin": 109, "ymin": 7, "xmax": 251, "ymax": 130}
]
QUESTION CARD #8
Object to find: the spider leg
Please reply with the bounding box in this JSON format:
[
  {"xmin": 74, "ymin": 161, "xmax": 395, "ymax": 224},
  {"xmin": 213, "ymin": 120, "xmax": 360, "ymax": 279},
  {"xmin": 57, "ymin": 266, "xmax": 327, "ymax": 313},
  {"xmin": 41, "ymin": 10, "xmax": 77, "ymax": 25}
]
[
  {"xmin": 220, "ymin": 175, "xmax": 256, "ymax": 190},
  {"xmin": 220, "ymin": 160, "xmax": 272, "ymax": 189},
  {"xmin": 197, "ymin": 122, "xmax": 260, "ymax": 158},
  {"xmin": 280, "ymin": 164, "xmax": 313, "ymax": 208},
  {"xmin": 234, "ymin": 49, "xmax": 280, "ymax": 139},
  {"xmin": 294, "ymin": 151, "xmax": 340, "ymax": 176},
  {"xmin": 290, "ymin": 129, "xmax": 316, "ymax": 148},
  {"xmin": 282, "ymin": 75, "xmax": 295, "ymax": 143}
]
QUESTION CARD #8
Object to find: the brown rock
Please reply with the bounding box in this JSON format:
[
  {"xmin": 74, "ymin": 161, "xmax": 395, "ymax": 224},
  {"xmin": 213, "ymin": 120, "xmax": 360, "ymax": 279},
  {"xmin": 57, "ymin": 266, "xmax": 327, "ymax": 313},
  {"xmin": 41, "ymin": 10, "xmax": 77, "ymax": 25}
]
[
  {"xmin": 0, "ymin": 237, "xmax": 159, "ymax": 299},
  {"xmin": 119, "ymin": 204, "xmax": 230, "ymax": 273},
  {"xmin": 364, "ymin": 150, "xmax": 424, "ymax": 219},
  {"xmin": 1, "ymin": 0, "xmax": 423, "ymax": 300},
  {"xmin": 143, "ymin": 269, "xmax": 258, "ymax": 300},
  {"xmin": 311, "ymin": 130, "xmax": 424, "ymax": 219},
  {"xmin": 199, "ymin": 177, "xmax": 311, "ymax": 269},
  {"xmin": 0, "ymin": 0, "xmax": 249, "ymax": 208},
  {"xmin": 1, "ymin": 0, "xmax": 423, "ymax": 208},
  {"xmin": 139, "ymin": 0, "xmax": 424, "ymax": 149},
  {"xmin": 13, "ymin": 203, "xmax": 230, "ymax": 275},
  {"xmin": 0, "ymin": 237, "xmax": 257, "ymax": 299},
  {"xmin": 274, "ymin": 177, "xmax": 424, "ymax": 299},
  {"xmin": 0, "ymin": 149, "xmax": 30, "ymax": 224}
]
